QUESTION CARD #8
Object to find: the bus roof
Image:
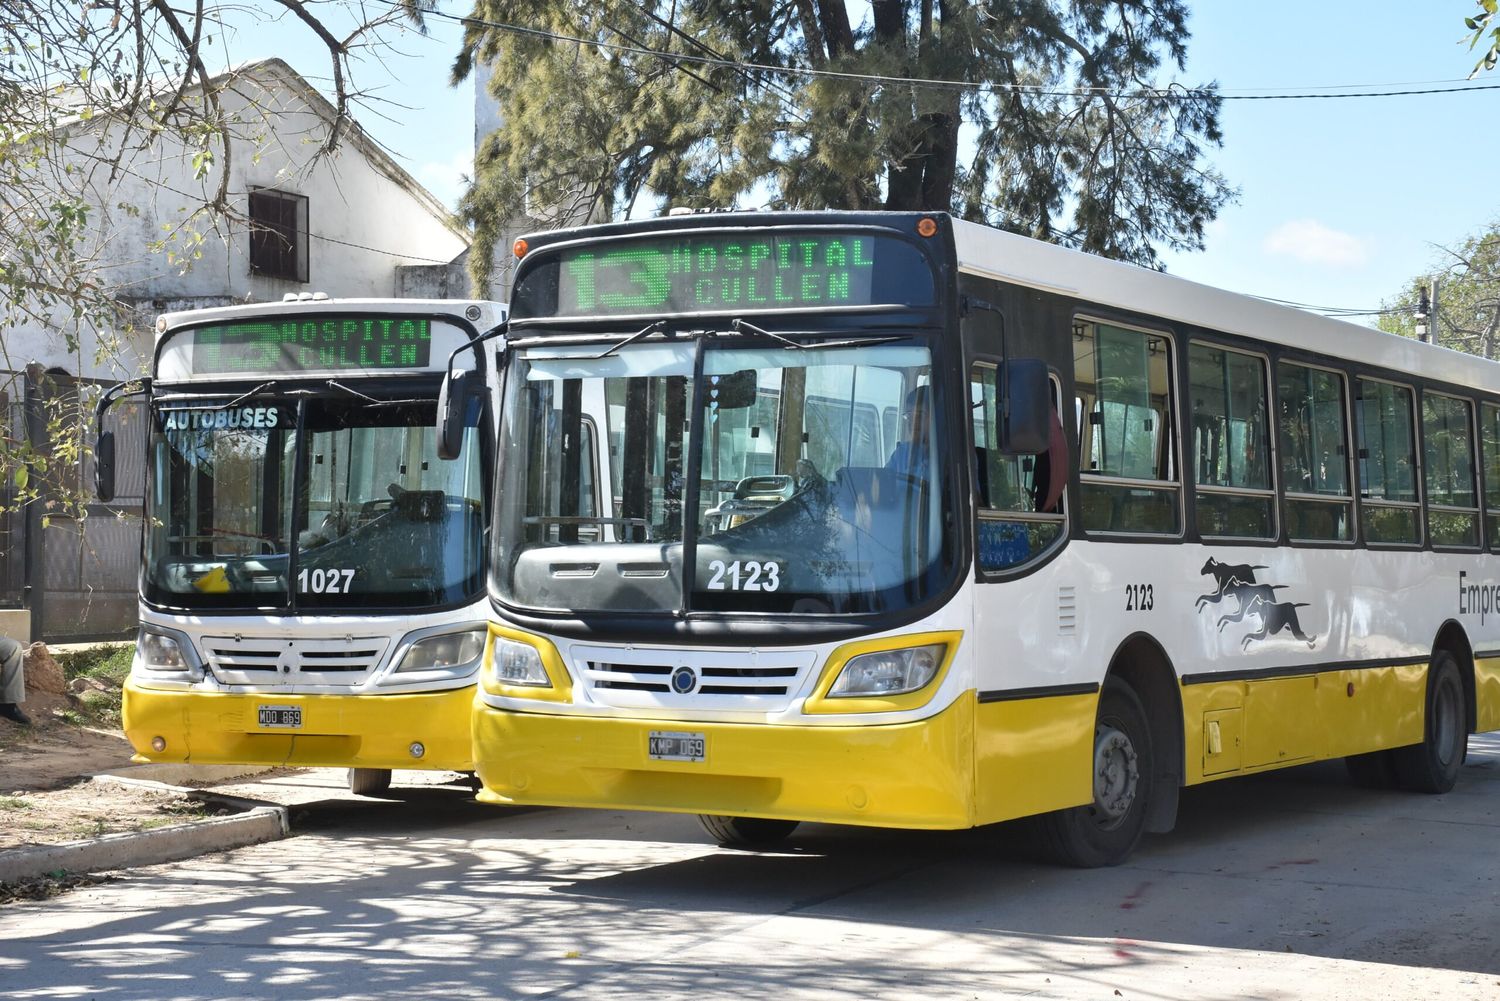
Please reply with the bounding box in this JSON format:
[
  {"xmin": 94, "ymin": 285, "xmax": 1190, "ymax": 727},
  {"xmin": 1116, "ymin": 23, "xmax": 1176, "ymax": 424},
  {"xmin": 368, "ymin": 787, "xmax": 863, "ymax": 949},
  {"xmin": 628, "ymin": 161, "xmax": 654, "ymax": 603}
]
[{"xmin": 952, "ymin": 219, "xmax": 1496, "ymax": 392}]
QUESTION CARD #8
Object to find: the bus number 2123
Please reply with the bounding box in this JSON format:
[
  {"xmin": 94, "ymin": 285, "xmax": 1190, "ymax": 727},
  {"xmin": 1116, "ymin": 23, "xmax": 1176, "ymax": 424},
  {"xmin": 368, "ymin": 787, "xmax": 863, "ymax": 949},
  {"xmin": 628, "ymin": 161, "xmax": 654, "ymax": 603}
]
[
  {"xmin": 1125, "ymin": 583, "xmax": 1155, "ymax": 611},
  {"xmin": 298, "ymin": 568, "xmax": 355, "ymax": 594}
]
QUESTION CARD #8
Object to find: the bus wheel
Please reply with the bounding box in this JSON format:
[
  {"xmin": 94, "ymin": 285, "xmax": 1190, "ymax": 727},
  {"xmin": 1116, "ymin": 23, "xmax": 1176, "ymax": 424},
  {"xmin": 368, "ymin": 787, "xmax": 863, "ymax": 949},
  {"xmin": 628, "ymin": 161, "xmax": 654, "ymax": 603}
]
[
  {"xmin": 1392, "ymin": 652, "xmax": 1467, "ymax": 794},
  {"xmin": 697, "ymin": 814, "xmax": 799, "ymax": 848},
  {"xmin": 348, "ymin": 768, "xmax": 393, "ymax": 796},
  {"xmin": 1034, "ymin": 678, "xmax": 1153, "ymax": 868},
  {"xmin": 1344, "ymin": 749, "xmax": 1398, "ymax": 789}
]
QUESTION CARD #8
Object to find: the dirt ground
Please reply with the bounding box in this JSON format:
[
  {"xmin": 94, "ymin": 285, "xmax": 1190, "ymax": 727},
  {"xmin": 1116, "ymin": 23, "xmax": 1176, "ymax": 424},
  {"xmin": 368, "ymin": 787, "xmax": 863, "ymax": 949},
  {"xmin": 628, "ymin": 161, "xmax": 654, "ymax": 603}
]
[{"xmin": 0, "ymin": 644, "xmax": 215, "ymax": 855}]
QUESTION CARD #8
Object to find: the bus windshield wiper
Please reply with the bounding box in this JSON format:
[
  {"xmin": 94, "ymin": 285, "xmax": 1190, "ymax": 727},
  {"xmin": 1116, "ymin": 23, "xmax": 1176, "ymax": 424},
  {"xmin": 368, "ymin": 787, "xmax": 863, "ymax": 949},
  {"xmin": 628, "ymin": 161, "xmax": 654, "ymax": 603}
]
[
  {"xmin": 594, "ymin": 320, "xmax": 668, "ymax": 359},
  {"xmin": 728, "ymin": 318, "xmax": 906, "ymax": 351},
  {"xmin": 325, "ymin": 379, "xmax": 428, "ymax": 407}
]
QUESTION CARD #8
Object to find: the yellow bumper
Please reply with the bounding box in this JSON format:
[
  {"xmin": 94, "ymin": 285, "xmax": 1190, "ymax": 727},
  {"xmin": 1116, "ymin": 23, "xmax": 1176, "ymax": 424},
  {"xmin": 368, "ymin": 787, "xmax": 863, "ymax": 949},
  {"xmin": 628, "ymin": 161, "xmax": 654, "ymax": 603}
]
[
  {"xmin": 473, "ymin": 694, "xmax": 977, "ymax": 829},
  {"xmin": 123, "ymin": 680, "xmax": 476, "ymax": 770}
]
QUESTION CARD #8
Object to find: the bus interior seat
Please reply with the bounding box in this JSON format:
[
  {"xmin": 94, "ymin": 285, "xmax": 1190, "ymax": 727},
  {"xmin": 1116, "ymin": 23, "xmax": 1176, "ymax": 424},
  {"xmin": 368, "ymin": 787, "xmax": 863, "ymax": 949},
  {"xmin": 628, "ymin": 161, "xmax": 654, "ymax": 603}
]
[{"xmin": 393, "ymin": 489, "xmax": 448, "ymax": 522}]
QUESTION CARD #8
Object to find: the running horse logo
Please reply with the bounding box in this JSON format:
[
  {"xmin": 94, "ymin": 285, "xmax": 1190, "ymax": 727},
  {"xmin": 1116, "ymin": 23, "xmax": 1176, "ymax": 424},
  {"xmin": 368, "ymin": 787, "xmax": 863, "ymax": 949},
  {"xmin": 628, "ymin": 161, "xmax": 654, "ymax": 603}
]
[{"xmin": 1197, "ymin": 557, "xmax": 1318, "ymax": 650}]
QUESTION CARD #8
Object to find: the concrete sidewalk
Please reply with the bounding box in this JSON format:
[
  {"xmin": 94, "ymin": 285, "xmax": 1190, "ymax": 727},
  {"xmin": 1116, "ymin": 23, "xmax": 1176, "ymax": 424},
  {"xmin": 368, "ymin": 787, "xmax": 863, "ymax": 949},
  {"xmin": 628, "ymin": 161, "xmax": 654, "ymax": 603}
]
[{"xmin": 0, "ymin": 765, "xmax": 289, "ymax": 885}]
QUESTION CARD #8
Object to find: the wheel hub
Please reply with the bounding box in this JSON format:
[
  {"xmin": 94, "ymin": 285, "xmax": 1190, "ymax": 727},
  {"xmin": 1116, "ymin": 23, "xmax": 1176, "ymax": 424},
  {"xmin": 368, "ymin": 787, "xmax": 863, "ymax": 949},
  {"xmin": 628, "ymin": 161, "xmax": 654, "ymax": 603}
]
[{"xmin": 1092, "ymin": 725, "xmax": 1139, "ymax": 820}]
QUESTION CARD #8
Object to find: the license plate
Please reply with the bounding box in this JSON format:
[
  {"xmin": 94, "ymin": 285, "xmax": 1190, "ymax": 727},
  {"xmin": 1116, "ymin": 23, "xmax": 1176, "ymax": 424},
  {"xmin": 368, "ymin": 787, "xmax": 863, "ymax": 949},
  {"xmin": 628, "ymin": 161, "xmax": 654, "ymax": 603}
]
[
  {"xmin": 257, "ymin": 705, "xmax": 302, "ymax": 729},
  {"xmin": 648, "ymin": 730, "xmax": 705, "ymax": 762}
]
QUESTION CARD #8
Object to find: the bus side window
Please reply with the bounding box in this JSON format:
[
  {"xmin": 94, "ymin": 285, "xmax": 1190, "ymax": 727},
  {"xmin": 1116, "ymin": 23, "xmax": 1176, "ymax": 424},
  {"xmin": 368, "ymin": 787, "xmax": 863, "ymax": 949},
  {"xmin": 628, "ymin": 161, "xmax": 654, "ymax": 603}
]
[
  {"xmin": 1422, "ymin": 392, "xmax": 1480, "ymax": 549},
  {"xmin": 1189, "ymin": 342, "xmax": 1275, "ymax": 540},
  {"xmin": 1073, "ymin": 320, "xmax": 1180, "ymax": 535},
  {"xmin": 971, "ymin": 362, "xmax": 1065, "ymax": 572},
  {"xmin": 1277, "ymin": 362, "xmax": 1354, "ymax": 543},
  {"xmin": 1482, "ymin": 402, "xmax": 1500, "ymax": 549},
  {"xmin": 1356, "ymin": 378, "xmax": 1421, "ymax": 545}
]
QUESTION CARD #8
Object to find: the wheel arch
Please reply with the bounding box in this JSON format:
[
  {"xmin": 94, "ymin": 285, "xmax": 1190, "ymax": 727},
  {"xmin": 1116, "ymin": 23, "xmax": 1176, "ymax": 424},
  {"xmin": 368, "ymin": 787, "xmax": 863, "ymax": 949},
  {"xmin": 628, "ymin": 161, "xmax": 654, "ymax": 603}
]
[
  {"xmin": 1433, "ymin": 619, "xmax": 1477, "ymax": 734},
  {"xmin": 1105, "ymin": 631, "xmax": 1183, "ymax": 834}
]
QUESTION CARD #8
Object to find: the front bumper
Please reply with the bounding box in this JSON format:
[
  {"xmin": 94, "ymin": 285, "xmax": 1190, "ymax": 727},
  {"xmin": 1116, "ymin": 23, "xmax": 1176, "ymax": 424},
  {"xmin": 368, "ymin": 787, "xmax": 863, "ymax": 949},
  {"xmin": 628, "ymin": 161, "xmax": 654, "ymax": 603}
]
[
  {"xmin": 473, "ymin": 695, "xmax": 977, "ymax": 829},
  {"xmin": 123, "ymin": 680, "xmax": 476, "ymax": 770}
]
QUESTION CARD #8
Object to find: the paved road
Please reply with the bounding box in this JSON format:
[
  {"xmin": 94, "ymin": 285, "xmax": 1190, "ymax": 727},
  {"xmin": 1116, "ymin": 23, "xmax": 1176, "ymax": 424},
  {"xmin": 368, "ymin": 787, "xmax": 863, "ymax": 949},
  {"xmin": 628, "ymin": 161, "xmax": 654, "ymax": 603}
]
[{"xmin": 4, "ymin": 737, "xmax": 1500, "ymax": 1000}]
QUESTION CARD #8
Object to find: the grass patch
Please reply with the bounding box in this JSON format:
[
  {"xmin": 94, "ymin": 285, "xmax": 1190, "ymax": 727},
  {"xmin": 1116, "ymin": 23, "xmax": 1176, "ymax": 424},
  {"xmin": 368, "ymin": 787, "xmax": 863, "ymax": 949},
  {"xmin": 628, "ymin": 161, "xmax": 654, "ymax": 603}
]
[
  {"xmin": 56, "ymin": 643, "xmax": 133, "ymax": 685},
  {"xmin": 53, "ymin": 642, "xmax": 132, "ymax": 728},
  {"xmin": 0, "ymin": 796, "xmax": 31, "ymax": 811}
]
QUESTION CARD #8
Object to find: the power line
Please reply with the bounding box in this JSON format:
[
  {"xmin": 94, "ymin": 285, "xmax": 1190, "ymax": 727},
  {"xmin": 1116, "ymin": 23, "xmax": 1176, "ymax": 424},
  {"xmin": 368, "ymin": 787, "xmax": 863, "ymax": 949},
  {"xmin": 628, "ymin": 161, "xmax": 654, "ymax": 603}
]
[{"xmin": 403, "ymin": 1, "xmax": 1500, "ymax": 102}]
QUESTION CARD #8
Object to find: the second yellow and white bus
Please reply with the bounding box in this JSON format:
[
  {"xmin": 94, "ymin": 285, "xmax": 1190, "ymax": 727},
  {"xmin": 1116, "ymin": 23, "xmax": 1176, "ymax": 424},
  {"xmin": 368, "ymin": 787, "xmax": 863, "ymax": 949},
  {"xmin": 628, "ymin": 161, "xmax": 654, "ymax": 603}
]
[
  {"xmin": 99, "ymin": 296, "xmax": 505, "ymax": 793},
  {"xmin": 452, "ymin": 212, "xmax": 1498, "ymax": 864}
]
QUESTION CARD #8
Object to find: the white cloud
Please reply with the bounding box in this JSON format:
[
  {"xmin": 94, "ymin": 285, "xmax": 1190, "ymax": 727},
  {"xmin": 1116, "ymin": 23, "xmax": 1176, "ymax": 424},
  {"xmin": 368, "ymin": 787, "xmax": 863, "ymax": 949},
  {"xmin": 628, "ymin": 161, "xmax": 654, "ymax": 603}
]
[{"xmin": 1261, "ymin": 219, "xmax": 1370, "ymax": 267}]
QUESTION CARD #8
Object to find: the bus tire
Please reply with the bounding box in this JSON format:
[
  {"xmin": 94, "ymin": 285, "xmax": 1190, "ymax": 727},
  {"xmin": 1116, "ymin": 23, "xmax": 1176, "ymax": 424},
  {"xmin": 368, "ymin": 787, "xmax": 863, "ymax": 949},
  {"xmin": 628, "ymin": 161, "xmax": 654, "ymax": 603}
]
[
  {"xmin": 348, "ymin": 767, "xmax": 393, "ymax": 796},
  {"xmin": 1344, "ymin": 749, "xmax": 1398, "ymax": 789},
  {"xmin": 1033, "ymin": 677, "xmax": 1152, "ymax": 868},
  {"xmin": 1392, "ymin": 652, "xmax": 1467, "ymax": 794},
  {"xmin": 697, "ymin": 814, "xmax": 799, "ymax": 848}
]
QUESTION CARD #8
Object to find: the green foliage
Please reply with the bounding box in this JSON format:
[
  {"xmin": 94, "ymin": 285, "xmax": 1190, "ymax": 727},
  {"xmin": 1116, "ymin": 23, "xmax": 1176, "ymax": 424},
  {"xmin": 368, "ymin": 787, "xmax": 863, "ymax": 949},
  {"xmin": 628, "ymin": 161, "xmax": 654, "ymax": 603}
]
[
  {"xmin": 1, "ymin": 2, "xmax": 431, "ymax": 520},
  {"xmin": 456, "ymin": 0, "xmax": 1232, "ymax": 290},
  {"xmin": 1465, "ymin": 1, "xmax": 1499, "ymax": 76},
  {"xmin": 1378, "ymin": 221, "xmax": 1500, "ymax": 358},
  {"xmin": 56, "ymin": 643, "xmax": 133, "ymax": 685}
]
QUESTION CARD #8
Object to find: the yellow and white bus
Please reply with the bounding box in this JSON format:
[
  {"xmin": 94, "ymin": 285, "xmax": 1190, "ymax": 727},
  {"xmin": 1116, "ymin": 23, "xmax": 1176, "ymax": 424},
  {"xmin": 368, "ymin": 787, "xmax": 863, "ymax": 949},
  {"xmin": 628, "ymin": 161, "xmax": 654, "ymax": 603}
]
[
  {"xmin": 97, "ymin": 296, "xmax": 505, "ymax": 793},
  {"xmin": 456, "ymin": 212, "xmax": 1498, "ymax": 864}
]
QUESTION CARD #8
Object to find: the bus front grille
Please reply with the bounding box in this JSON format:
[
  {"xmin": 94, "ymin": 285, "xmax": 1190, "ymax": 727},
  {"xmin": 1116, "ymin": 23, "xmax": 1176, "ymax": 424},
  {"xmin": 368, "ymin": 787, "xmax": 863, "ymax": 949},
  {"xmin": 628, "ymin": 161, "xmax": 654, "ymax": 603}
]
[
  {"xmin": 573, "ymin": 645, "xmax": 818, "ymax": 711},
  {"xmin": 200, "ymin": 635, "xmax": 392, "ymax": 686}
]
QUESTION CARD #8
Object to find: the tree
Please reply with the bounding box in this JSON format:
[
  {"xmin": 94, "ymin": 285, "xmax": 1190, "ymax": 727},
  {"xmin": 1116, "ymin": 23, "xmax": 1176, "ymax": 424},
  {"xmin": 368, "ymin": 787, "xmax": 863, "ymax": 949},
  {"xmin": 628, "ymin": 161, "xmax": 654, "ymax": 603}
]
[
  {"xmin": 1378, "ymin": 223, "xmax": 1500, "ymax": 359},
  {"xmin": 1466, "ymin": 1, "xmax": 1499, "ymax": 76},
  {"xmin": 1, "ymin": 0, "xmax": 430, "ymax": 516},
  {"xmin": 454, "ymin": 0, "xmax": 1233, "ymax": 291}
]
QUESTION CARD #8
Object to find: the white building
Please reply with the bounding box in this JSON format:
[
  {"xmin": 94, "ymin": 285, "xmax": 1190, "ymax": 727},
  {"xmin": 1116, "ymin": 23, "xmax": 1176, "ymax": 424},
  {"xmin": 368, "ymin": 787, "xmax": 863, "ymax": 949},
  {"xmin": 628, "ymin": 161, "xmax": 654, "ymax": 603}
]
[{"xmin": 0, "ymin": 58, "xmax": 471, "ymax": 642}]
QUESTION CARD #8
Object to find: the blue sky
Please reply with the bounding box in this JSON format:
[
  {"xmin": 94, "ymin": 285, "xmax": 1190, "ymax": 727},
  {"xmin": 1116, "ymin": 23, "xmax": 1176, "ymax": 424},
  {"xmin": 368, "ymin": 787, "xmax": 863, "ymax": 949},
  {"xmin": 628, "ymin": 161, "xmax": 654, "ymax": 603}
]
[{"xmin": 218, "ymin": 2, "xmax": 1499, "ymax": 323}]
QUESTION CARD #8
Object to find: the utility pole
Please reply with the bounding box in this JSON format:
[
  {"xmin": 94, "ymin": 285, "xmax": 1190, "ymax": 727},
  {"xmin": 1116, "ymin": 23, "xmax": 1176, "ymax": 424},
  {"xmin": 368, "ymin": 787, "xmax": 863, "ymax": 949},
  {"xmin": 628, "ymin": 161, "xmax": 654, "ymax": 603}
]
[
  {"xmin": 1415, "ymin": 278, "xmax": 1441, "ymax": 344},
  {"xmin": 1429, "ymin": 277, "xmax": 1441, "ymax": 345}
]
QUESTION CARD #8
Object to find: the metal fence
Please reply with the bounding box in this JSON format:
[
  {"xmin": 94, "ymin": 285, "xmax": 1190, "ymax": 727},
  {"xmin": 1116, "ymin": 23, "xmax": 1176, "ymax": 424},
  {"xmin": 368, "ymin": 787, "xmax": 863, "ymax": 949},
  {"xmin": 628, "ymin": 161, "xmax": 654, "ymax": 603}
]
[{"xmin": 1, "ymin": 369, "xmax": 145, "ymax": 642}]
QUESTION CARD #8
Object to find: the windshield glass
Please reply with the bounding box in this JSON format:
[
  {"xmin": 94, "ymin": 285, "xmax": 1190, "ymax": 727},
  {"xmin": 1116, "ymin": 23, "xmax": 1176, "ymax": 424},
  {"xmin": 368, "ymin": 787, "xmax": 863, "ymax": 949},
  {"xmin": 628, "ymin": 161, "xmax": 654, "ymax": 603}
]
[
  {"xmin": 494, "ymin": 337, "xmax": 947, "ymax": 615},
  {"xmin": 145, "ymin": 396, "xmax": 485, "ymax": 610}
]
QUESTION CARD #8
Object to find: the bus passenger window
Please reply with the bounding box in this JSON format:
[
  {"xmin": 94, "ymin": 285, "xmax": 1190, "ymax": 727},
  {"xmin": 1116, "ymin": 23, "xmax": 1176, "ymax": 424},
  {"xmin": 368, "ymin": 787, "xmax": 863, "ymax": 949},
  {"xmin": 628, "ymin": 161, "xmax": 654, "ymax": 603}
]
[
  {"xmin": 1356, "ymin": 378, "xmax": 1421, "ymax": 545},
  {"xmin": 971, "ymin": 363, "xmax": 1065, "ymax": 571},
  {"xmin": 1422, "ymin": 392, "xmax": 1480, "ymax": 549},
  {"xmin": 1189, "ymin": 343, "xmax": 1274, "ymax": 539},
  {"xmin": 1072, "ymin": 320, "xmax": 1179, "ymax": 535},
  {"xmin": 1482, "ymin": 402, "xmax": 1500, "ymax": 549},
  {"xmin": 1276, "ymin": 362, "xmax": 1354, "ymax": 542}
]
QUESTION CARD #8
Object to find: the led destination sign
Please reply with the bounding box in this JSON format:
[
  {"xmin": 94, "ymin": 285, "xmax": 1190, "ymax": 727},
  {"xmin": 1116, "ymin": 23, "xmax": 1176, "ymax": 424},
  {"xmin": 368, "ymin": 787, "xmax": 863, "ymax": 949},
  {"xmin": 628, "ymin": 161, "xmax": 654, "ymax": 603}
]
[
  {"xmin": 547, "ymin": 231, "xmax": 935, "ymax": 318},
  {"xmin": 186, "ymin": 316, "xmax": 433, "ymax": 375}
]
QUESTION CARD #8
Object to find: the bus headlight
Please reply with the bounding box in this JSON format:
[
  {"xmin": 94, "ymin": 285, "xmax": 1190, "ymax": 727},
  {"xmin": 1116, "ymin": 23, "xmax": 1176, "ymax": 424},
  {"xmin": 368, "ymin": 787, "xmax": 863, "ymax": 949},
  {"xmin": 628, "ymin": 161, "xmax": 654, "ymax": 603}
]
[
  {"xmin": 828, "ymin": 644, "xmax": 946, "ymax": 697},
  {"xmin": 395, "ymin": 629, "xmax": 486, "ymax": 673},
  {"xmin": 491, "ymin": 637, "xmax": 551, "ymax": 687},
  {"xmin": 135, "ymin": 627, "xmax": 202, "ymax": 682}
]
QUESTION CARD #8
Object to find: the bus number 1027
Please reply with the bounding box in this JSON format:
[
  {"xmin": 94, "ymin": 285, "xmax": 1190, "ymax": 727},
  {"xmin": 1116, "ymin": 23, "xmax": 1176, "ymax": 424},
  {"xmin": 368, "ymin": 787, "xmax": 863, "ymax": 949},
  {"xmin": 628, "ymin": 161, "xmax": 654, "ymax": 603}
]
[{"xmin": 298, "ymin": 568, "xmax": 355, "ymax": 594}]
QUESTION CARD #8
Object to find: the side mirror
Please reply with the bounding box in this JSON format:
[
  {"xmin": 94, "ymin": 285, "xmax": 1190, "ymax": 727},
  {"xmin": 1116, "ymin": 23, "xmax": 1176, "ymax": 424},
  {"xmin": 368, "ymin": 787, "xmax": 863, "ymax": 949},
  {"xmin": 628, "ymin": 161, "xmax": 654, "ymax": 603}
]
[
  {"xmin": 436, "ymin": 368, "xmax": 473, "ymax": 461},
  {"xmin": 96, "ymin": 429, "xmax": 116, "ymax": 502},
  {"xmin": 999, "ymin": 359, "xmax": 1050, "ymax": 455}
]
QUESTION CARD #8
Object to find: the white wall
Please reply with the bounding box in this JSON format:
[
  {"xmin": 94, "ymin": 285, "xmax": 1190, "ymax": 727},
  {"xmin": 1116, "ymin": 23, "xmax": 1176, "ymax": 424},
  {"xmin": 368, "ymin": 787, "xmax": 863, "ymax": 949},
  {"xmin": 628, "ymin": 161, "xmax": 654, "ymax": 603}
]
[{"xmin": 3, "ymin": 60, "xmax": 470, "ymax": 384}]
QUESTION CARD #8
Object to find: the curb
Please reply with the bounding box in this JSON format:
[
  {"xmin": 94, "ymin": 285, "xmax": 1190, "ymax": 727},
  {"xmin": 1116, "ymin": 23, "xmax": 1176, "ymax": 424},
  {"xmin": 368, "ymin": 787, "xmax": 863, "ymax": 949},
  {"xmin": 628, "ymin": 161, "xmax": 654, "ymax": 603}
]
[{"xmin": 0, "ymin": 777, "xmax": 290, "ymax": 885}]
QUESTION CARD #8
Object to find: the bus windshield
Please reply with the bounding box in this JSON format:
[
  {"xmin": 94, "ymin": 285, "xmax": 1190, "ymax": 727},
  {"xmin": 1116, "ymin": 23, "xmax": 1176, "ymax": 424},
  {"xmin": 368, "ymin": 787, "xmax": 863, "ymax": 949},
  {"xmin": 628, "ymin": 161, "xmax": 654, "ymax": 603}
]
[
  {"xmin": 144, "ymin": 395, "xmax": 485, "ymax": 610},
  {"xmin": 495, "ymin": 337, "xmax": 947, "ymax": 615}
]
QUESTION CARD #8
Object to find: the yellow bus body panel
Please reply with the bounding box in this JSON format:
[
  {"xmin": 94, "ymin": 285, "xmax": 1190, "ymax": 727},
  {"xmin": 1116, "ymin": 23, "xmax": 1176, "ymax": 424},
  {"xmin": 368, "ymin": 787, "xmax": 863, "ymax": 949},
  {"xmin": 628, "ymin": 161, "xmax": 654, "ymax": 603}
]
[
  {"xmin": 1476, "ymin": 655, "xmax": 1500, "ymax": 733},
  {"xmin": 123, "ymin": 679, "xmax": 475, "ymax": 770},
  {"xmin": 474, "ymin": 695, "xmax": 977, "ymax": 829},
  {"xmin": 972, "ymin": 692, "xmax": 1096, "ymax": 825},
  {"xmin": 1181, "ymin": 663, "xmax": 1427, "ymax": 783}
]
